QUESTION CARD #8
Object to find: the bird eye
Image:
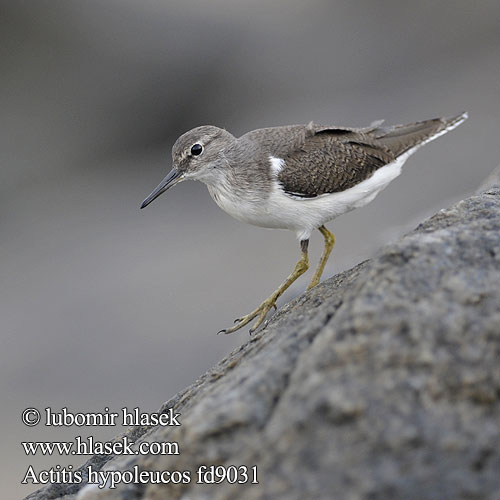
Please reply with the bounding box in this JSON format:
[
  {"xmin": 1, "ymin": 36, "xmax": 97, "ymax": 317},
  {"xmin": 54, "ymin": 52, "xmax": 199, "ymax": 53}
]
[{"xmin": 191, "ymin": 144, "xmax": 203, "ymax": 156}]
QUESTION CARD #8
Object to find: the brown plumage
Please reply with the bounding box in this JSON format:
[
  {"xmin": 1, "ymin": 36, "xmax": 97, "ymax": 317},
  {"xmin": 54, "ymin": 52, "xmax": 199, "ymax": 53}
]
[{"xmin": 239, "ymin": 114, "xmax": 465, "ymax": 198}]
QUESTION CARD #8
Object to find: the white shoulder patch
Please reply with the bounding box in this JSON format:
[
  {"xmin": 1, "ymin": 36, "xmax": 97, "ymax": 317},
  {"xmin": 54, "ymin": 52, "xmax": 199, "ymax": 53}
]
[{"xmin": 269, "ymin": 156, "xmax": 285, "ymax": 175}]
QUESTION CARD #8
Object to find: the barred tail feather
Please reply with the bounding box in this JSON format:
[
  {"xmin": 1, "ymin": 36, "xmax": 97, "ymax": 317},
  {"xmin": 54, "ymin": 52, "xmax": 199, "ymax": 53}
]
[{"xmin": 373, "ymin": 112, "xmax": 468, "ymax": 157}]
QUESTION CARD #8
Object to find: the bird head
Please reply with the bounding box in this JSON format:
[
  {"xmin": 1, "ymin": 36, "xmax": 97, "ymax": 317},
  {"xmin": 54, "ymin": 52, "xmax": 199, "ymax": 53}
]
[{"xmin": 140, "ymin": 125, "xmax": 235, "ymax": 209}]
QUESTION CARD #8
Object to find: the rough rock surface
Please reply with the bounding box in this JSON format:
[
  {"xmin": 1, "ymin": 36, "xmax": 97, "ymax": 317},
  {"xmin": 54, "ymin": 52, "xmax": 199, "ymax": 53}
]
[{"xmin": 27, "ymin": 167, "xmax": 500, "ymax": 500}]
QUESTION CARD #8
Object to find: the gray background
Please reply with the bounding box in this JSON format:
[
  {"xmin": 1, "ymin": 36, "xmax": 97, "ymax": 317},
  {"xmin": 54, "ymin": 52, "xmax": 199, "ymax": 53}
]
[{"xmin": 2, "ymin": 1, "xmax": 498, "ymax": 498}]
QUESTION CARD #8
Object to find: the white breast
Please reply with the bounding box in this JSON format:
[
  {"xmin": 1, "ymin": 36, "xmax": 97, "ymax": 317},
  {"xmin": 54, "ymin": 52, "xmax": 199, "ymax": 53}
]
[
  {"xmin": 206, "ymin": 177, "xmax": 269, "ymax": 226},
  {"xmin": 206, "ymin": 153, "xmax": 410, "ymax": 241}
]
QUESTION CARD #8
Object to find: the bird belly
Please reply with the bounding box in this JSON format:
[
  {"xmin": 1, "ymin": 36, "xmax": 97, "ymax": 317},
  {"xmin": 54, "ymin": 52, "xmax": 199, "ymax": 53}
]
[
  {"xmin": 206, "ymin": 183, "xmax": 278, "ymax": 228},
  {"xmin": 268, "ymin": 154, "xmax": 408, "ymax": 240},
  {"xmin": 206, "ymin": 155, "xmax": 406, "ymax": 240}
]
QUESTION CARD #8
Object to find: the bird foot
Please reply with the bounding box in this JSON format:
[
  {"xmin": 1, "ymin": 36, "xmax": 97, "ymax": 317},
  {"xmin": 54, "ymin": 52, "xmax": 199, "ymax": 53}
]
[
  {"xmin": 218, "ymin": 296, "xmax": 278, "ymax": 335},
  {"xmin": 217, "ymin": 247, "xmax": 309, "ymax": 335}
]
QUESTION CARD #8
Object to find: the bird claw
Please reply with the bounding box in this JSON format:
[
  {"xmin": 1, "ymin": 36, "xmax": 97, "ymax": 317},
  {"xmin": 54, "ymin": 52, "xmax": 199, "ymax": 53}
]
[{"xmin": 218, "ymin": 298, "xmax": 277, "ymax": 335}]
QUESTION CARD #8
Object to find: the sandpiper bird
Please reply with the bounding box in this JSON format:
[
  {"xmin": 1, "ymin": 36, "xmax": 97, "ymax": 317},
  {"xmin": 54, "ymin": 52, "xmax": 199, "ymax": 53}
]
[{"xmin": 141, "ymin": 112, "xmax": 467, "ymax": 334}]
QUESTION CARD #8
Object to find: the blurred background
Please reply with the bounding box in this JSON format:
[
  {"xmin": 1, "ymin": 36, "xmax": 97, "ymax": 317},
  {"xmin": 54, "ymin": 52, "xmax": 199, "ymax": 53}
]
[{"xmin": 2, "ymin": 1, "xmax": 499, "ymax": 497}]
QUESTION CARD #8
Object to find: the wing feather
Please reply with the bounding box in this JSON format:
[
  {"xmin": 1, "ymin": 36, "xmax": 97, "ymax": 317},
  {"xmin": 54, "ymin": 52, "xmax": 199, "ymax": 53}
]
[{"xmin": 277, "ymin": 129, "xmax": 394, "ymax": 198}]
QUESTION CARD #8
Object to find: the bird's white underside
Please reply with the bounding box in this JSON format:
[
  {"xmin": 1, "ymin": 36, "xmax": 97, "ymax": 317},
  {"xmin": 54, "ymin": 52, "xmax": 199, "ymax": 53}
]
[{"xmin": 207, "ymin": 115, "xmax": 466, "ymax": 240}]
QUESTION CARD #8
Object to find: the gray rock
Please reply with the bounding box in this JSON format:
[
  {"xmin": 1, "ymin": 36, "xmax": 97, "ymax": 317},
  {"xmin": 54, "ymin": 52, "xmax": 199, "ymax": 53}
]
[{"xmin": 26, "ymin": 167, "xmax": 500, "ymax": 500}]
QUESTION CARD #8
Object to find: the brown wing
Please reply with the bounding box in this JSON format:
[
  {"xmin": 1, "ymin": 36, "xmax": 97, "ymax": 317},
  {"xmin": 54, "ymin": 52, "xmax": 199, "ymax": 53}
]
[
  {"xmin": 275, "ymin": 114, "xmax": 465, "ymax": 198},
  {"xmin": 277, "ymin": 130, "xmax": 395, "ymax": 198}
]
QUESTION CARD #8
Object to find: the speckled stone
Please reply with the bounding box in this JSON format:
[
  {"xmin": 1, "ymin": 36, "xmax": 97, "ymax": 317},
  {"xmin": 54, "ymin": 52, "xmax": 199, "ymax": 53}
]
[{"xmin": 26, "ymin": 166, "xmax": 500, "ymax": 500}]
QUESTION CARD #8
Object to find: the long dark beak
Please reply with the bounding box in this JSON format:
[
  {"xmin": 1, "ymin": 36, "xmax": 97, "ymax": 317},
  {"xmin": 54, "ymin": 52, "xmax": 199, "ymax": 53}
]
[{"xmin": 140, "ymin": 169, "xmax": 183, "ymax": 209}]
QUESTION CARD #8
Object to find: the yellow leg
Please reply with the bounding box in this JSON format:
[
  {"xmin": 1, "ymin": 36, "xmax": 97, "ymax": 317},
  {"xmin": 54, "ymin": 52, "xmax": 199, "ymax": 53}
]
[
  {"xmin": 307, "ymin": 225, "xmax": 335, "ymax": 290},
  {"xmin": 219, "ymin": 240, "xmax": 310, "ymax": 335}
]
